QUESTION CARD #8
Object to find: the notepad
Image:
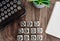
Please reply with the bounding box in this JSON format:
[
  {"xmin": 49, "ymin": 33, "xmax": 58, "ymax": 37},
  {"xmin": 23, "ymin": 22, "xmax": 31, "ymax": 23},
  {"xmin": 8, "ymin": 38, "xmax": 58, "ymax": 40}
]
[{"xmin": 46, "ymin": 2, "xmax": 60, "ymax": 38}]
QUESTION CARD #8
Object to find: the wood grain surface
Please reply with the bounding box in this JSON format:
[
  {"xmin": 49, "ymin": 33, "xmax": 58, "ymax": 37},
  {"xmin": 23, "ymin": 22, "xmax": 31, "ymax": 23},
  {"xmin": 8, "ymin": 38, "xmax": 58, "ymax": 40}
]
[{"xmin": 0, "ymin": 0, "xmax": 60, "ymax": 41}]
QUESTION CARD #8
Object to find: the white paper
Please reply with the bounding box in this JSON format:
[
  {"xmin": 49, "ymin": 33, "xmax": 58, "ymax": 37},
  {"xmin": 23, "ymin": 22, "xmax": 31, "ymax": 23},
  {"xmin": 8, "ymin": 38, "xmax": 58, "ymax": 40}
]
[{"xmin": 46, "ymin": 2, "xmax": 60, "ymax": 38}]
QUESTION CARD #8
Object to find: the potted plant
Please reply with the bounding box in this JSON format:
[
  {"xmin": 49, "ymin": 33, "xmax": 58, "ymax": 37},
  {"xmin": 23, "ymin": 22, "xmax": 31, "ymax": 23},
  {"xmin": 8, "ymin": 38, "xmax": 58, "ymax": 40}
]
[{"xmin": 28, "ymin": 0, "xmax": 50, "ymax": 8}]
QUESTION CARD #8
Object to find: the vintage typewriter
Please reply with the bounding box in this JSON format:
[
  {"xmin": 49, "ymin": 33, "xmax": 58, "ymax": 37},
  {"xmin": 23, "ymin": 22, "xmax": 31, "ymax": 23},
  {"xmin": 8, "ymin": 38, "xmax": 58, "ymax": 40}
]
[{"xmin": 0, "ymin": 0, "xmax": 25, "ymax": 29}]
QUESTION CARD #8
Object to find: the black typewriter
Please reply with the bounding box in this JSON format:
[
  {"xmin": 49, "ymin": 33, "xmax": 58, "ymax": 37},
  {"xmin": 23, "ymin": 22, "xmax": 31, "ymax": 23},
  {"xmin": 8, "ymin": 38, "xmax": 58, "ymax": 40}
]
[{"xmin": 0, "ymin": 0, "xmax": 25, "ymax": 29}]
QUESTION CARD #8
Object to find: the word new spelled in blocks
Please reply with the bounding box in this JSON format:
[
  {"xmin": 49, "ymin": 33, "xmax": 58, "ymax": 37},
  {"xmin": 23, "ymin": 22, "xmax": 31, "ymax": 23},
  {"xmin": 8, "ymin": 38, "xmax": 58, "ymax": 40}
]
[{"xmin": 20, "ymin": 21, "xmax": 40, "ymax": 27}]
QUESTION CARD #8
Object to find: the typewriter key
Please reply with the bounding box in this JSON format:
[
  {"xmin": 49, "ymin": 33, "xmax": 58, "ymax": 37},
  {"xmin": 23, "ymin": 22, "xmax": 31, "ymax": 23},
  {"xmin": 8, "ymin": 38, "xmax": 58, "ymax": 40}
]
[
  {"xmin": 13, "ymin": 4, "xmax": 17, "ymax": 8},
  {"xmin": 10, "ymin": 7, "xmax": 14, "ymax": 10},
  {"xmin": 2, "ymin": 17, "xmax": 5, "ymax": 20},
  {"xmin": 1, "ymin": 8, "xmax": 4, "ymax": 12},
  {"xmin": 2, "ymin": 1, "xmax": 6, "ymax": 5},
  {"xmin": 17, "ymin": 6, "xmax": 21, "ymax": 10},
  {"xmin": 11, "ymin": 11, "xmax": 14, "ymax": 14},
  {"xmin": 5, "ymin": 0, "xmax": 9, "ymax": 2},
  {"xmin": 7, "ymin": 9, "xmax": 10, "ymax": 12},
  {"xmin": 4, "ymin": 6, "xmax": 7, "ymax": 9},
  {"xmin": 17, "ymin": 0, "xmax": 21, "ymax": 5},
  {"xmin": 8, "ymin": 13, "xmax": 11, "ymax": 16},
  {"xmin": 0, "ymin": 3, "xmax": 2, "ymax": 7},
  {"xmin": 5, "ymin": 15, "xmax": 8, "ymax": 18},
  {"xmin": 10, "ymin": 1, "xmax": 13, "ymax": 5},
  {"xmin": 13, "ymin": 0, "xmax": 17, "ymax": 3},
  {"xmin": 7, "ymin": 4, "xmax": 10, "ymax": 7},
  {"xmin": 1, "ymin": 13, "xmax": 4, "ymax": 16},
  {"xmin": 4, "ymin": 11, "xmax": 7, "ymax": 14},
  {"xmin": 14, "ymin": 9, "xmax": 17, "ymax": 12}
]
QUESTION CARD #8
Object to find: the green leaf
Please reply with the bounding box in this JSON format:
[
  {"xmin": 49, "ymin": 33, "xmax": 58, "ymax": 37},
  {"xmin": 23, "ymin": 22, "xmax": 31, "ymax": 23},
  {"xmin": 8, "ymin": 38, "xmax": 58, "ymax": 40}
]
[
  {"xmin": 33, "ymin": 1, "xmax": 39, "ymax": 4},
  {"xmin": 42, "ymin": 1, "xmax": 50, "ymax": 7},
  {"xmin": 42, "ymin": 0, "xmax": 50, "ymax": 2}
]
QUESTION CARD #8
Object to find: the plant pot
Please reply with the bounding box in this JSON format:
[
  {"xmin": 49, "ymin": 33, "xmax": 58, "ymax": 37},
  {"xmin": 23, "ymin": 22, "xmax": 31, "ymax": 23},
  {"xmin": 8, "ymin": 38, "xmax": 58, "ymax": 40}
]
[{"xmin": 33, "ymin": 2, "xmax": 45, "ymax": 8}]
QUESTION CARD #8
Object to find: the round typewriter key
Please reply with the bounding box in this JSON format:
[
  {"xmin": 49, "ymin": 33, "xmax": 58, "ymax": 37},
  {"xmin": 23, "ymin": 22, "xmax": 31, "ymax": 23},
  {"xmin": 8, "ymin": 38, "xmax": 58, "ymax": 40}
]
[
  {"xmin": 8, "ymin": 13, "xmax": 11, "ymax": 16},
  {"xmin": 14, "ymin": 9, "xmax": 17, "ymax": 12},
  {"xmin": 2, "ymin": 1, "xmax": 6, "ymax": 5},
  {"xmin": 7, "ymin": 4, "xmax": 10, "ymax": 7},
  {"xmin": 7, "ymin": 9, "xmax": 10, "ymax": 12},
  {"xmin": 1, "ymin": 13, "xmax": 4, "ymax": 16},
  {"xmin": 11, "ymin": 11, "xmax": 14, "ymax": 14},
  {"xmin": 13, "ymin": 4, "xmax": 17, "ymax": 8},
  {"xmin": 2, "ymin": 17, "xmax": 5, "ymax": 20},
  {"xmin": 17, "ymin": 6, "xmax": 21, "ymax": 10},
  {"xmin": 4, "ymin": 11, "xmax": 7, "ymax": 14},
  {"xmin": 5, "ymin": 15, "xmax": 8, "ymax": 18},
  {"xmin": 0, "ymin": 3, "xmax": 2, "ymax": 7},
  {"xmin": 4, "ymin": 6, "xmax": 7, "ymax": 9},
  {"xmin": 10, "ymin": 1, "xmax": 13, "ymax": 5},
  {"xmin": 13, "ymin": 0, "xmax": 17, "ymax": 3},
  {"xmin": 0, "ymin": 8, "xmax": 4, "ymax": 12},
  {"xmin": 5, "ymin": 0, "xmax": 9, "ymax": 2},
  {"xmin": 10, "ymin": 7, "xmax": 13, "ymax": 10},
  {"xmin": 17, "ymin": 0, "xmax": 21, "ymax": 5},
  {"xmin": 0, "ymin": 19, "xmax": 2, "ymax": 22}
]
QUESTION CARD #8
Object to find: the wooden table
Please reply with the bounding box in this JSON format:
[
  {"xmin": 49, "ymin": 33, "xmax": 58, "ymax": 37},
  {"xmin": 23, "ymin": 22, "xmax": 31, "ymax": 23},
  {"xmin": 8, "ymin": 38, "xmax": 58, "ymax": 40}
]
[{"xmin": 0, "ymin": 0, "xmax": 60, "ymax": 41}]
